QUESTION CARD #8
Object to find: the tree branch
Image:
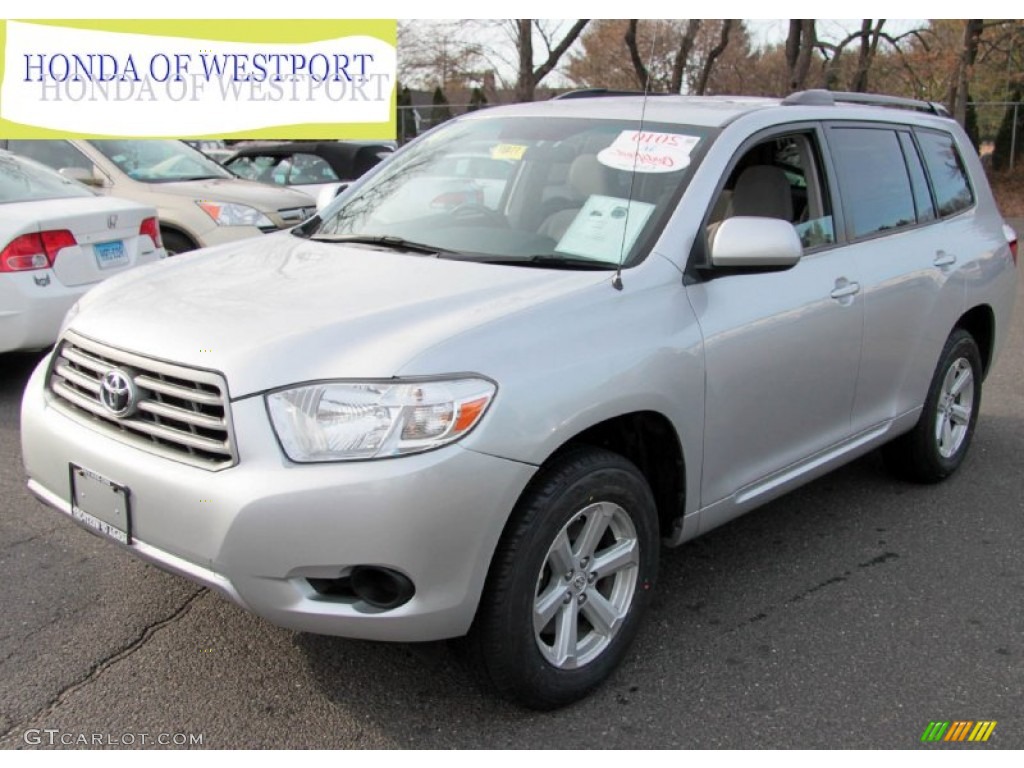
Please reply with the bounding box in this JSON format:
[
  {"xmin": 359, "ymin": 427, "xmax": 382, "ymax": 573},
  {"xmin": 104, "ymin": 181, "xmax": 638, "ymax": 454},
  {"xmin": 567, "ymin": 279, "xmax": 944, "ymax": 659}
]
[
  {"xmin": 696, "ymin": 20, "xmax": 733, "ymax": 95},
  {"xmin": 625, "ymin": 20, "xmax": 649, "ymax": 91},
  {"xmin": 533, "ymin": 19, "xmax": 590, "ymax": 84},
  {"xmin": 670, "ymin": 19, "xmax": 702, "ymax": 93}
]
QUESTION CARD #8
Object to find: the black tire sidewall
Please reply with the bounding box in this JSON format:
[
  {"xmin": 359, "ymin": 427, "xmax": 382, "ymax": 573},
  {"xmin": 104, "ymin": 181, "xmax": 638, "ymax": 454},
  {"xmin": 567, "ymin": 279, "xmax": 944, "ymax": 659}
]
[
  {"xmin": 475, "ymin": 449, "xmax": 659, "ymax": 709},
  {"xmin": 918, "ymin": 330, "xmax": 983, "ymax": 477}
]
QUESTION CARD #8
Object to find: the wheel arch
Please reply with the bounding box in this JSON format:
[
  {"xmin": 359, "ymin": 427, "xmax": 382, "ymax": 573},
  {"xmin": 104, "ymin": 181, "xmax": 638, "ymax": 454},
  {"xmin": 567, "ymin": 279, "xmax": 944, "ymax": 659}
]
[
  {"xmin": 157, "ymin": 222, "xmax": 199, "ymax": 251},
  {"xmin": 543, "ymin": 410, "xmax": 687, "ymax": 540},
  {"xmin": 954, "ymin": 304, "xmax": 995, "ymax": 377}
]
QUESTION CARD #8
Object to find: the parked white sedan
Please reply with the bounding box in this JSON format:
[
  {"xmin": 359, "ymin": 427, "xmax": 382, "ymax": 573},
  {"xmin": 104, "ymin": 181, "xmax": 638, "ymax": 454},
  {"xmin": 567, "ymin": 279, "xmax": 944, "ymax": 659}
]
[{"xmin": 0, "ymin": 151, "xmax": 166, "ymax": 354}]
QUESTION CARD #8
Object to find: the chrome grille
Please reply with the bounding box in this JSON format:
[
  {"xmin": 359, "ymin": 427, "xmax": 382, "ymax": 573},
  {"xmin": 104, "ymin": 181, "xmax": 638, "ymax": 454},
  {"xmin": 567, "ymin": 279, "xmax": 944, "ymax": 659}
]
[
  {"xmin": 277, "ymin": 206, "xmax": 316, "ymax": 224},
  {"xmin": 48, "ymin": 333, "xmax": 236, "ymax": 470}
]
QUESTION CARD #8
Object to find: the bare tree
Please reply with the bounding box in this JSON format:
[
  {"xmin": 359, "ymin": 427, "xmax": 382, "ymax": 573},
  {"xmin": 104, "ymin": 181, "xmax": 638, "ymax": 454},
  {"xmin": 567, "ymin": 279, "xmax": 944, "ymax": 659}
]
[
  {"xmin": 850, "ymin": 19, "xmax": 887, "ymax": 92},
  {"xmin": 695, "ymin": 20, "xmax": 733, "ymax": 95},
  {"xmin": 948, "ymin": 19, "xmax": 984, "ymax": 127},
  {"xmin": 785, "ymin": 19, "xmax": 817, "ymax": 92},
  {"xmin": 513, "ymin": 19, "xmax": 589, "ymax": 102},
  {"xmin": 397, "ymin": 20, "xmax": 487, "ymax": 90},
  {"xmin": 816, "ymin": 20, "xmax": 889, "ymax": 92},
  {"xmin": 624, "ymin": 20, "xmax": 649, "ymax": 91},
  {"xmin": 670, "ymin": 20, "xmax": 702, "ymax": 93}
]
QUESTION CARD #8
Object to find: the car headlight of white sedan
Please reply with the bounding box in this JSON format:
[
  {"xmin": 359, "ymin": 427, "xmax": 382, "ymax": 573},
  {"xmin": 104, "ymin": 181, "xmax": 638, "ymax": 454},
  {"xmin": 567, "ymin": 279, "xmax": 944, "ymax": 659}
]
[{"xmin": 265, "ymin": 377, "xmax": 496, "ymax": 462}]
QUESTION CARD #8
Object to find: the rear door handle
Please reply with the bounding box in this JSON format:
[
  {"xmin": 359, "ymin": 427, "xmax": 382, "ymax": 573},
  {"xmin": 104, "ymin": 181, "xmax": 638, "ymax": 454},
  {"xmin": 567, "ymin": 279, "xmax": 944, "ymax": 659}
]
[
  {"xmin": 830, "ymin": 281, "xmax": 861, "ymax": 300},
  {"xmin": 934, "ymin": 251, "xmax": 957, "ymax": 268}
]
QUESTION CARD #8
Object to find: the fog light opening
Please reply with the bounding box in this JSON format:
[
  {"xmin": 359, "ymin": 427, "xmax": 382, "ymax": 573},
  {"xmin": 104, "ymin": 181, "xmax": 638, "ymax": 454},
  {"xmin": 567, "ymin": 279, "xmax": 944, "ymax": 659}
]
[{"xmin": 349, "ymin": 566, "xmax": 415, "ymax": 610}]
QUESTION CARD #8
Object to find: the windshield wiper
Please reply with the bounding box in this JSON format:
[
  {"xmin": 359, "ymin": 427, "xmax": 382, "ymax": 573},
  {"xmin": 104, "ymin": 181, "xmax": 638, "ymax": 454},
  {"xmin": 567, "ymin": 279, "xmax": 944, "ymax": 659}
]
[
  {"xmin": 468, "ymin": 254, "xmax": 617, "ymax": 270},
  {"xmin": 308, "ymin": 234, "xmax": 458, "ymax": 256}
]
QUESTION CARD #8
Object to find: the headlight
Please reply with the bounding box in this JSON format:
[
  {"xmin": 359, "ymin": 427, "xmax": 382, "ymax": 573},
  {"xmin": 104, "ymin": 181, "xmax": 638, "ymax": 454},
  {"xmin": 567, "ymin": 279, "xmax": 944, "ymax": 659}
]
[
  {"xmin": 196, "ymin": 201, "xmax": 274, "ymax": 228},
  {"xmin": 265, "ymin": 377, "xmax": 496, "ymax": 462}
]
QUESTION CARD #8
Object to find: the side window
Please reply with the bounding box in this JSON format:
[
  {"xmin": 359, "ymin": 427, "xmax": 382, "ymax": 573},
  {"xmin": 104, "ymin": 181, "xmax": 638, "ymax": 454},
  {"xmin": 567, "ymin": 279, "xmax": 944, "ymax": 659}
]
[
  {"xmin": 829, "ymin": 127, "xmax": 916, "ymax": 239},
  {"xmin": 287, "ymin": 153, "xmax": 339, "ymax": 184},
  {"xmin": 897, "ymin": 132, "xmax": 936, "ymax": 223},
  {"xmin": 916, "ymin": 129, "xmax": 974, "ymax": 217},
  {"xmin": 225, "ymin": 156, "xmax": 265, "ymax": 180},
  {"xmin": 707, "ymin": 132, "xmax": 835, "ymax": 250},
  {"xmin": 6, "ymin": 140, "xmax": 92, "ymax": 172}
]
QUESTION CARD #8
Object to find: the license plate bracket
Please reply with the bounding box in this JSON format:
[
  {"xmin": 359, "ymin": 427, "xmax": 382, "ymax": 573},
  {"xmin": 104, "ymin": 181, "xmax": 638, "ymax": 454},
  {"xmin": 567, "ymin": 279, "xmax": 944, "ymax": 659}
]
[
  {"xmin": 94, "ymin": 240, "xmax": 128, "ymax": 270},
  {"xmin": 70, "ymin": 465, "xmax": 131, "ymax": 544}
]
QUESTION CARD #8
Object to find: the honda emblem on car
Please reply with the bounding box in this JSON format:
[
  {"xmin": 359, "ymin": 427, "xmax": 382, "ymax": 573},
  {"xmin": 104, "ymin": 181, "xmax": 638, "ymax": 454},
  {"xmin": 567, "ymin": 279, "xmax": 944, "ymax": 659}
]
[
  {"xmin": 99, "ymin": 369, "xmax": 137, "ymax": 417},
  {"xmin": 107, "ymin": 214, "xmax": 118, "ymax": 229}
]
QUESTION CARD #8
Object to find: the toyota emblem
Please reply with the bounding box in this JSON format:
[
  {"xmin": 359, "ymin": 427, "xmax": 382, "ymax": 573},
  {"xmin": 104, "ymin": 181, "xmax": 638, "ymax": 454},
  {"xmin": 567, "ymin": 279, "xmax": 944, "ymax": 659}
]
[{"xmin": 99, "ymin": 368, "xmax": 138, "ymax": 417}]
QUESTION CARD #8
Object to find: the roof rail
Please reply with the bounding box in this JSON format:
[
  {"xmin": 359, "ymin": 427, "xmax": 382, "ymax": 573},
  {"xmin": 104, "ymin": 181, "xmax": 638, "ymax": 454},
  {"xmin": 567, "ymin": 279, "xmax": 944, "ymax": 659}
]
[
  {"xmin": 552, "ymin": 88, "xmax": 671, "ymax": 101},
  {"xmin": 782, "ymin": 89, "xmax": 950, "ymax": 117}
]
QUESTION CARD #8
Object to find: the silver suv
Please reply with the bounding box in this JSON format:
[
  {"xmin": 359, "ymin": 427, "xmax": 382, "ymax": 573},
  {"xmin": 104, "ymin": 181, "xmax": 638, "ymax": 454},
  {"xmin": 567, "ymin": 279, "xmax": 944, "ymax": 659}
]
[{"xmin": 21, "ymin": 90, "xmax": 1019, "ymax": 709}]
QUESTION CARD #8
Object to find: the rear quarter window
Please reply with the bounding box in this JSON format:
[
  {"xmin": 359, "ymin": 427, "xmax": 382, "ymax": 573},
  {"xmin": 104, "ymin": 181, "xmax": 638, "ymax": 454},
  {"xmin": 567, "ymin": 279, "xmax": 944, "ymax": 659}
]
[
  {"xmin": 829, "ymin": 127, "xmax": 917, "ymax": 240},
  {"xmin": 916, "ymin": 129, "xmax": 974, "ymax": 217}
]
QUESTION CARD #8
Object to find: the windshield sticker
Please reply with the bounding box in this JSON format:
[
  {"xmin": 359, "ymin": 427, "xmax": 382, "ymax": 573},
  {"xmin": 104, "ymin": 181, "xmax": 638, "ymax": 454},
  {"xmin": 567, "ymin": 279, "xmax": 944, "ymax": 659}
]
[
  {"xmin": 490, "ymin": 143, "xmax": 528, "ymax": 161},
  {"xmin": 555, "ymin": 195, "xmax": 656, "ymax": 263},
  {"xmin": 597, "ymin": 131, "xmax": 700, "ymax": 174}
]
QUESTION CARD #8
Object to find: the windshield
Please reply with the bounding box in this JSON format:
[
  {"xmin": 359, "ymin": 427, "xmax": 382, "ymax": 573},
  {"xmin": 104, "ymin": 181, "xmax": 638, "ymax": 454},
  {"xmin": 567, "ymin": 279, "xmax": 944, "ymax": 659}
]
[
  {"xmin": 311, "ymin": 116, "xmax": 712, "ymax": 267},
  {"xmin": 90, "ymin": 139, "xmax": 234, "ymax": 183},
  {"xmin": 0, "ymin": 153, "xmax": 94, "ymax": 204}
]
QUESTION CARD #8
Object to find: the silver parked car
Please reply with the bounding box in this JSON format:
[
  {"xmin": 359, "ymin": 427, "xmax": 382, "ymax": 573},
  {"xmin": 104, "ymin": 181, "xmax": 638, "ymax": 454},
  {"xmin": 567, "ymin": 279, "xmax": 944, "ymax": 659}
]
[{"xmin": 21, "ymin": 90, "xmax": 1018, "ymax": 709}]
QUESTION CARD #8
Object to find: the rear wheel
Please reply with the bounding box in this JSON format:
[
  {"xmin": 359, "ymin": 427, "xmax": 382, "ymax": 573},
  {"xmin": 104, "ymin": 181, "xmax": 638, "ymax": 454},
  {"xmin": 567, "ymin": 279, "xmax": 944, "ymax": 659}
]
[
  {"xmin": 883, "ymin": 329, "xmax": 982, "ymax": 483},
  {"xmin": 466, "ymin": 447, "xmax": 659, "ymax": 710}
]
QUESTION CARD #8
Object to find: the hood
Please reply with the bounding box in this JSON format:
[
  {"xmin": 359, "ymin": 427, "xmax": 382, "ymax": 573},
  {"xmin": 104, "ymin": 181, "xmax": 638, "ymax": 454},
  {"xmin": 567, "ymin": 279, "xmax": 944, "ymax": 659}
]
[
  {"xmin": 69, "ymin": 233, "xmax": 607, "ymax": 397},
  {"xmin": 140, "ymin": 178, "xmax": 314, "ymax": 211}
]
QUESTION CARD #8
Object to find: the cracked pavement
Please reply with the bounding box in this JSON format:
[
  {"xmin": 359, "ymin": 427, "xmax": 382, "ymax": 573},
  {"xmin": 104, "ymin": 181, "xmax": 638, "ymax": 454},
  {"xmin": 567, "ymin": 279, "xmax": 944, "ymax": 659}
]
[{"xmin": 1, "ymin": 227, "xmax": 1022, "ymax": 748}]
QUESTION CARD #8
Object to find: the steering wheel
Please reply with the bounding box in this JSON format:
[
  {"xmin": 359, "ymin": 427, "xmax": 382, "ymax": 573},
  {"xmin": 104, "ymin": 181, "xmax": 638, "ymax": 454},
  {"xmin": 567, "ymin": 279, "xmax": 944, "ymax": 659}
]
[{"xmin": 450, "ymin": 203, "xmax": 506, "ymax": 226}]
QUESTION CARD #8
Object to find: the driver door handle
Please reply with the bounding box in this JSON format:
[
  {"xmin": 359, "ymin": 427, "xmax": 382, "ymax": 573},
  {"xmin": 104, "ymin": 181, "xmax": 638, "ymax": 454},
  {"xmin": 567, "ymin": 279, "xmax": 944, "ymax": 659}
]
[{"xmin": 830, "ymin": 281, "xmax": 861, "ymax": 300}]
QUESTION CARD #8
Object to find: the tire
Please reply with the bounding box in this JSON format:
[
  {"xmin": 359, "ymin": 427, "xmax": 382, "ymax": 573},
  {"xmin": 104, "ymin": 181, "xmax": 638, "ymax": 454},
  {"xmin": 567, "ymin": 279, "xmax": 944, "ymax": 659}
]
[
  {"xmin": 466, "ymin": 446, "xmax": 659, "ymax": 710},
  {"xmin": 883, "ymin": 329, "xmax": 983, "ymax": 483},
  {"xmin": 160, "ymin": 230, "xmax": 196, "ymax": 256}
]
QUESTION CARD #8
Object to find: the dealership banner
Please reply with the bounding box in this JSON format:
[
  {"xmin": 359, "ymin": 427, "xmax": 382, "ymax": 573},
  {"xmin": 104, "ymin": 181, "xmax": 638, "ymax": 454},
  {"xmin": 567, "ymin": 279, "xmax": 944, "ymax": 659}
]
[{"xmin": 0, "ymin": 19, "xmax": 396, "ymax": 138}]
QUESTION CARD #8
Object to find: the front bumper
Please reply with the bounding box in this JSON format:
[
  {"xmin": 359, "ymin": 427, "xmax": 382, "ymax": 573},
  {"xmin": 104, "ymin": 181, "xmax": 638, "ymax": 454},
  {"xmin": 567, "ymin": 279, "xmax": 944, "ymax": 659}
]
[{"xmin": 21, "ymin": 357, "xmax": 535, "ymax": 641}]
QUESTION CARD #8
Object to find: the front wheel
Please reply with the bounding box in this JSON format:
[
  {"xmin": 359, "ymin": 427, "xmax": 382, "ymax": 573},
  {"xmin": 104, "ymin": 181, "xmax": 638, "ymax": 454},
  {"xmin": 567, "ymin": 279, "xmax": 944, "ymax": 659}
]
[
  {"xmin": 466, "ymin": 447, "xmax": 659, "ymax": 710},
  {"xmin": 883, "ymin": 329, "xmax": 983, "ymax": 483}
]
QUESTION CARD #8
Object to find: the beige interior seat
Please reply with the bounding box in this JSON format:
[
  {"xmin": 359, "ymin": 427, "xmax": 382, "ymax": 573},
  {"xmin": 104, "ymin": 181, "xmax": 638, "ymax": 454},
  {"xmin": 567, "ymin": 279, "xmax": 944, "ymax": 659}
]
[
  {"xmin": 729, "ymin": 165, "xmax": 794, "ymax": 221},
  {"xmin": 538, "ymin": 155, "xmax": 612, "ymax": 240},
  {"xmin": 707, "ymin": 164, "xmax": 794, "ymax": 248}
]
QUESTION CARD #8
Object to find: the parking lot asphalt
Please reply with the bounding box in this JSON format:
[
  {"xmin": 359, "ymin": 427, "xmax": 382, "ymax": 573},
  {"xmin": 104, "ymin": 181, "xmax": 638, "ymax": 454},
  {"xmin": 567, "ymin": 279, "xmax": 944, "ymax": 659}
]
[{"xmin": 1, "ymin": 232, "xmax": 1022, "ymax": 749}]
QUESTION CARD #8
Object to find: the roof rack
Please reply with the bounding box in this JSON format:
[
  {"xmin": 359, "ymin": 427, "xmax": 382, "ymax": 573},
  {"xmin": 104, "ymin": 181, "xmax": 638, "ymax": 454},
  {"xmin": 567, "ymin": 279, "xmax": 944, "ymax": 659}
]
[
  {"xmin": 782, "ymin": 89, "xmax": 950, "ymax": 117},
  {"xmin": 552, "ymin": 88, "xmax": 671, "ymax": 101}
]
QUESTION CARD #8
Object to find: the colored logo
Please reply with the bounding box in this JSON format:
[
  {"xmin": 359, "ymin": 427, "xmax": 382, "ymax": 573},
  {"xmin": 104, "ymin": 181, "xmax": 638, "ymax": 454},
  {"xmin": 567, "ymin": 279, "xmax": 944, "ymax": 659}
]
[{"xmin": 921, "ymin": 721, "xmax": 997, "ymax": 743}]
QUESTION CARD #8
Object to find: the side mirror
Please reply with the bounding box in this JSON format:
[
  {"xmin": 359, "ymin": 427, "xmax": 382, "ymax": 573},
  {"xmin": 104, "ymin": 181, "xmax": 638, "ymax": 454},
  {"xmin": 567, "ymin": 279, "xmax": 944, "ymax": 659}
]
[
  {"xmin": 316, "ymin": 182, "xmax": 349, "ymax": 211},
  {"xmin": 710, "ymin": 216, "xmax": 803, "ymax": 269},
  {"xmin": 59, "ymin": 166, "xmax": 104, "ymax": 187}
]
